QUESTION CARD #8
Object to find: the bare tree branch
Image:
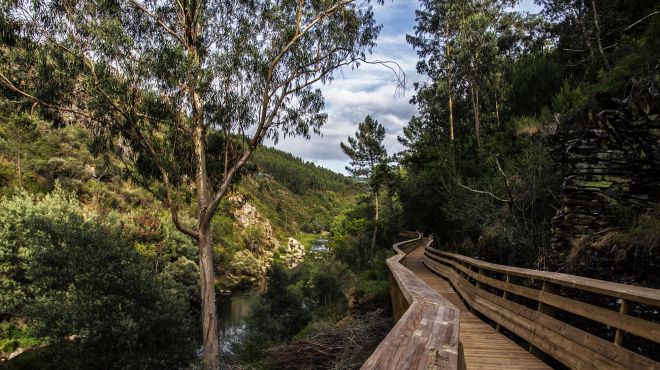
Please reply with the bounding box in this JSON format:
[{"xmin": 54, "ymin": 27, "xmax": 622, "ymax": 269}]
[{"xmin": 457, "ymin": 182, "xmax": 509, "ymax": 203}]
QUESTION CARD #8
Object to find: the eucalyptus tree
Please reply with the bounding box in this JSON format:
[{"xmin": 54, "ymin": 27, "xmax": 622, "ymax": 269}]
[
  {"xmin": 340, "ymin": 115, "xmax": 387, "ymax": 265},
  {"xmin": 409, "ymin": 0, "xmax": 520, "ymax": 146},
  {"xmin": 0, "ymin": 0, "xmax": 391, "ymax": 367},
  {"xmin": 407, "ymin": 0, "xmax": 460, "ymax": 142}
]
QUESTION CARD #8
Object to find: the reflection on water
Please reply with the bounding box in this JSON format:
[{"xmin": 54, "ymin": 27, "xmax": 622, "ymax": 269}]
[{"xmin": 217, "ymin": 291, "xmax": 254, "ymax": 354}]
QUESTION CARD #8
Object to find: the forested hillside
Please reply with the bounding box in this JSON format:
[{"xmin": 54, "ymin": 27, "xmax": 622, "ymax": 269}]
[{"xmin": 0, "ymin": 103, "xmax": 362, "ymax": 364}]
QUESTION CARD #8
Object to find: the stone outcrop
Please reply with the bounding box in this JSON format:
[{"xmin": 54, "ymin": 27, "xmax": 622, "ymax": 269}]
[
  {"xmin": 282, "ymin": 237, "xmax": 306, "ymax": 268},
  {"xmin": 229, "ymin": 193, "xmax": 280, "ymax": 252},
  {"xmin": 550, "ymin": 85, "xmax": 660, "ymax": 262}
]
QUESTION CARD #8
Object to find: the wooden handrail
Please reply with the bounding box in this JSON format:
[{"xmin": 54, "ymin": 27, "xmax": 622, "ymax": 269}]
[
  {"xmin": 424, "ymin": 242, "xmax": 660, "ymax": 369},
  {"xmin": 429, "ymin": 248, "xmax": 660, "ymax": 306},
  {"xmin": 362, "ymin": 233, "xmax": 462, "ymax": 370}
]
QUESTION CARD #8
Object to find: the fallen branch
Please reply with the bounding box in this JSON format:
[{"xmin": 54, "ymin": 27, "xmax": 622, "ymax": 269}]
[
  {"xmin": 494, "ymin": 154, "xmax": 515, "ymax": 210},
  {"xmin": 457, "ymin": 183, "xmax": 508, "ymax": 203}
]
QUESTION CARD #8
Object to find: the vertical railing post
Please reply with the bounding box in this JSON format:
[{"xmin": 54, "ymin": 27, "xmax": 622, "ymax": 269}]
[
  {"xmin": 477, "ymin": 268, "xmax": 485, "ymax": 289},
  {"xmin": 496, "ymin": 274, "xmax": 510, "ymax": 332},
  {"xmin": 529, "ymin": 280, "xmax": 558, "ymax": 358},
  {"xmin": 614, "ymin": 299, "xmax": 628, "ymax": 346}
]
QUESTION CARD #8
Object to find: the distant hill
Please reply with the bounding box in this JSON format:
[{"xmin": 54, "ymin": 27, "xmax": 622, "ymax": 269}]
[{"xmin": 252, "ymin": 146, "xmax": 353, "ymax": 194}]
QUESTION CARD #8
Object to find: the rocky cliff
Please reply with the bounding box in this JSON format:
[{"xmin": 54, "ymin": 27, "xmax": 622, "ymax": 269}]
[{"xmin": 550, "ymin": 82, "xmax": 660, "ymax": 278}]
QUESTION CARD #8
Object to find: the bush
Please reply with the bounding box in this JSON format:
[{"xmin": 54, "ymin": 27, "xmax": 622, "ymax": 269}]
[{"xmin": 0, "ymin": 187, "xmax": 197, "ymax": 369}]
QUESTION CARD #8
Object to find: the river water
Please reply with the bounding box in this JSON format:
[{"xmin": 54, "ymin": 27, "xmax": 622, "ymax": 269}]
[
  {"xmin": 217, "ymin": 291, "xmax": 255, "ymax": 354},
  {"xmin": 216, "ymin": 237, "xmax": 330, "ymax": 353}
]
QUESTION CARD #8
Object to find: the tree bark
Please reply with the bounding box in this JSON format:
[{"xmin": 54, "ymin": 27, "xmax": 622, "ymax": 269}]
[
  {"xmin": 445, "ymin": 22, "xmax": 455, "ymax": 142},
  {"xmin": 370, "ymin": 191, "xmax": 379, "ymax": 266},
  {"xmin": 590, "ymin": 0, "xmax": 610, "ymax": 70},
  {"xmin": 192, "ymin": 86, "xmax": 219, "ymax": 368},
  {"xmin": 198, "ymin": 222, "xmax": 218, "ymax": 369},
  {"xmin": 495, "ymin": 90, "xmax": 500, "ymax": 128},
  {"xmin": 471, "ymin": 84, "xmax": 481, "ymax": 147}
]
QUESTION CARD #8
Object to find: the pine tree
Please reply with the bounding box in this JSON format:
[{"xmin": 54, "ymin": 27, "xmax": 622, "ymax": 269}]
[{"xmin": 340, "ymin": 115, "xmax": 387, "ymax": 265}]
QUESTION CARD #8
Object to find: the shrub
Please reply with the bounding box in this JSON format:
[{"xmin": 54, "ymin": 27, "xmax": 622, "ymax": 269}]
[{"xmin": 0, "ymin": 188, "xmax": 197, "ymax": 369}]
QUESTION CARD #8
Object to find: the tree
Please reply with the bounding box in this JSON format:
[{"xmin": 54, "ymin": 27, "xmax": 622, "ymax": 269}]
[
  {"xmin": 340, "ymin": 115, "xmax": 387, "ymax": 265},
  {"xmin": 409, "ymin": 0, "xmax": 536, "ymax": 146},
  {"xmin": 407, "ymin": 0, "xmax": 460, "ymax": 142},
  {"xmin": 0, "ymin": 0, "xmax": 393, "ymax": 367}
]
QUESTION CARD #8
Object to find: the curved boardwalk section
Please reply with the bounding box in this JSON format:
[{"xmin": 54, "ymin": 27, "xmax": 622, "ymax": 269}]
[
  {"xmin": 362, "ymin": 235, "xmax": 460, "ymax": 370},
  {"xmin": 408, "ymin": 246, "xmax": 549, "ymax": 369},
  {"xmin": 365, "ymin": 234, "xmax": 660, "ymax": 369}
]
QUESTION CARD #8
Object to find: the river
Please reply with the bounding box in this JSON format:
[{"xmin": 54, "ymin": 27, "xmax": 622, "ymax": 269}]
[
  {"xmin": 217, "ymin": 290, "xmax": 256, "ymax": 355},
  {"xmin": 216, "ymin": 237, "xmax": 330, "ymax": 353}
]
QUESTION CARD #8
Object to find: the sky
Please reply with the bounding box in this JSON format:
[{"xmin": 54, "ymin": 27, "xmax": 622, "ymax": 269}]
[{"xmin": 267, "ymin": 0, "xmax": 542, "ymax": 175}]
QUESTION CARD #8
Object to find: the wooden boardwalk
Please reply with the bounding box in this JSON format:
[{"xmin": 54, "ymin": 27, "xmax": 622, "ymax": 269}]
[
  {"xmin": 405, "ymin": 246, "xmax": 550, "ymax": 369},
  {"xmin": 364, "ymin": 234, "xmax": 660, "ymax": 369}
]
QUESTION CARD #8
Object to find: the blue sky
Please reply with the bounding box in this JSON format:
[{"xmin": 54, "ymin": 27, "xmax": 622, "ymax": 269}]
[{"xmin": 268, "ymin": 0, "xmax": 542, "ymax": 175}]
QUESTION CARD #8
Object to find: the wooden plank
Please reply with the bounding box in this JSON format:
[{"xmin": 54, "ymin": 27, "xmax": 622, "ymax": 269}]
[
  {"xmin": 407, "ymin": 247, "xmax": 550, "ymax": 369},
  {"xmin": 424, "ymin": 255, "xmax": 660, "ymax": 370},
  {"xmin": 425, "ymin": 258, "xmax": 613, "ymax": 369},
  {"xmin": 614, "ymin": 299, "xmax": 628, "ymax": 346},
  {"xmin": 426, "ymin": 246, "xmax": 660, "ymax": 306}
]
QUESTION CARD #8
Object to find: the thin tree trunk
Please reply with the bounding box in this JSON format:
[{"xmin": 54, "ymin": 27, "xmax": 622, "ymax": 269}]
[
  {"xmin": 370, "ymin": 191, "xmax": 379, "ymax": 266},
  {"xmin": 192, "ymin": 95, "xmax": 219, "ymax": 368},
  {"xmin": 445, "ymin": 22, "xmax": 455, "ymax": 142},
  {"xmin": 590, "ymin": 0, "xmax": 610, "ymax": 70},
  {"xmin": 17, "ymin": 154, "xmax": 22, "ymax": 188},
  {"xmin": 471, "ymin": 85, "xmax": 481, "ymax": 147},
  {"xmin": 198, "ymin": 222, "xmax": 219, "ymax": 370},
  {"xmin": 495, "ymin": 90, "xmax": 500, "ymax": 128}
]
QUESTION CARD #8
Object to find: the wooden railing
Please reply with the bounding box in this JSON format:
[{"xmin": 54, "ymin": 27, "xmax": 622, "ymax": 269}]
[
  {"xmin": 362, "ymin": 233, "xmax": 462, "ymax": 370},
  {"xmin": 424, "ymin": 242, "xmax": 660, "ymax": 369}
]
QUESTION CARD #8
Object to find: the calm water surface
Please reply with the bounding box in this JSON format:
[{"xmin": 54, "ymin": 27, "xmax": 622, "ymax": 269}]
[{"xmin": 217, "ymin": 290, "xmax": 257, "ymax": 354}]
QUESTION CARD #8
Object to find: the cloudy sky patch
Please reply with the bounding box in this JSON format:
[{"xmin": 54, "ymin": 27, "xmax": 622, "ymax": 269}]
[{"xmin": 268, "ymin": 0, "xmax": 541, "ymax": 174}]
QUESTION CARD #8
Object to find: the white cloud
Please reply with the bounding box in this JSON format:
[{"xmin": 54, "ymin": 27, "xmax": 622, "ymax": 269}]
[
  {"xmin": 269, "ymin": 0, "xmax": 540, "ymax": 175},
  {"xmin": 269, "ymin": 1, "xmax": 422, "ymax": 175}
]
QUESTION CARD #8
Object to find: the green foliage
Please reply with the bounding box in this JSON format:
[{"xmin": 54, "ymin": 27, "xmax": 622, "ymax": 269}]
[
  {"xmin": 340, "ymin": 115, "xmax": 387, "ymax": 178},
  {"xmin": 401, "ymin": 0, "xmax": 660, "ymax": 270},
  {"xmin": 509, "ymin": 52, "xmax": 564, "ymax": 116},
  {"xmin": 235, "ymin": 257, "xmax": 358, "ymax": 362},
  {"xmin": 252, "ymin": 146, "xmax": 353, "ymax": 194},
  {"xmin": 236, "ymin": 264, "xmax": 311, "ymax": 361},
  {"xmin": 552, "ymin": 80, "xmax": 589, "ymax": 114},
  {"xmin": 0, "ymin": 322, "xmax": 40, "ymax": 355},
  {"xmin": 0, "ymin": 188, "xmax": 196, "ymax": 369}
]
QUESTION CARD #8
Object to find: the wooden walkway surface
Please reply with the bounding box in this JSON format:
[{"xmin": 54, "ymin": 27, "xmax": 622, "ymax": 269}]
[{"xmin": 405, "ymin": 246, "xmax": 550, "ymax": 369}]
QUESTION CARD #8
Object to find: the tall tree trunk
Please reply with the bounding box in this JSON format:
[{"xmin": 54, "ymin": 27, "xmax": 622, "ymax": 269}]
[
  {"xmin": 193, "ymin": 97, "xmax": 219, "ymax": 368},
  {"xmin": 471, "ymin": 84, "xmax": 481, "ymax": 147},
  {"xmin": 495, "ymin": 90, "xmax": 500, "ymax": 128},
  {"xmin": 198, "ymin": 221, "xmax": 218, "ymax": 369},
  {"xmin": 370, "ymin": 191, "xmax": 379, "ymax": 266},
  {"xmin": 590, "ymin": 0, "xmax": 610, "ymax": 70},
  {"xmin": 17, "ymin": 154, "xmax": 22, "ymax": 188},
  {"xmin": 445, "ymin": 22, "xmax": 455, "ymax": 142}
]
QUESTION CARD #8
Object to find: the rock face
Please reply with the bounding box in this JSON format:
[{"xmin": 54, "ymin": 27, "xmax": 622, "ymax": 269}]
[
  {"xmin": 226, "ymin": 193, "xmax": 277, "ymax": 283},
  {"xmin": 550, "ymin": 87, "xmax": 660, "ymax": 264},
  {"xmin": 229, "ymin": 193, "xmax": 280, "ymax": 252},
  {"xmin": 282, "ymin": 237, "xmax": 306, "ymax": 268}
]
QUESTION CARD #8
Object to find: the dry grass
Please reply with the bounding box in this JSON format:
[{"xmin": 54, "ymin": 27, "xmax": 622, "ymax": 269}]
[{"xmin": 265, "ymin": 310, "xmax": 392, "ymax": 370}]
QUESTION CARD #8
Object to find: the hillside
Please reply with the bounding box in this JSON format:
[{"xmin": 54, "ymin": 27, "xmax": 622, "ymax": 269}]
[{"xmin": 0, "ymin": 103, "xmax": 359, "ymax": 291}]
